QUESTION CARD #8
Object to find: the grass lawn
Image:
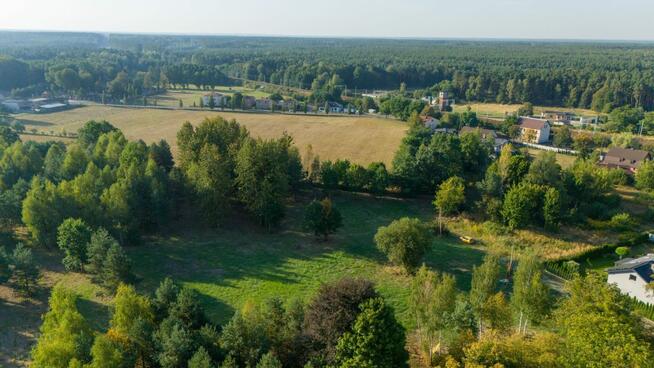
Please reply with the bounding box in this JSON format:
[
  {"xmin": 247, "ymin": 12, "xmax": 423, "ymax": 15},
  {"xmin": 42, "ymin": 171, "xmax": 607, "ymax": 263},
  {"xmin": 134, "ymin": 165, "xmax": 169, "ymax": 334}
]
[
  {"xmin": 525, "ymin": 148, "xmax": 577, "ymax": 169},
  {"xmin": 454, "ymin": 102, "xmax": 599, "ymax": 119},
  {"xmin": 0, "ymin": 192, "xmax": 484, "ymax": 367},
  {"xmin": 16, "ymin": 105, "xmax": 407, "ymax": 166},
  {"xmin": 154, "ymin": 87, "xmax": 275, "ymax": 108}
]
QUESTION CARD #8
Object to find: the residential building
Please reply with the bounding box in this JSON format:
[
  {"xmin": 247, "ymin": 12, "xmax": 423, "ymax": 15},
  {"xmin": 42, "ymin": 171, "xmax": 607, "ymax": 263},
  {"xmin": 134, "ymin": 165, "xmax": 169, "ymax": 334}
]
[
  {"xmin": 607, "ymin": 254, "xmax": 654, "ymax": 305},
  {"xmin": 255, "ymin": 98, "xmax": 272, "ymax": 110},
  {"xmin": 459, "ymin": 126, "xmax": 509, "ymax": 153},
  {"xmin": 518, "ymin": 117, "xmax": 551, "ymax": 144},
  {"xmin": 421, "ymin": 115, "xmax": 441, "ymax": 130},
  {"xmin": 540, "ymin": 110, "xmax": 573, "ymax": 122},
  {"xmin": 242, "ymin": 96, "xmax": 256, "ymax": 109},
  {"xmin": 202, "ymin": 92, "xmax": 227, "ymax": 107},
  {"xmin": 435, "ymin": 91, "xmax": 455, "ymax": 111},
  {"xmin": 599, "ymin": 147, "xmax": 651, "ymax": 174}
]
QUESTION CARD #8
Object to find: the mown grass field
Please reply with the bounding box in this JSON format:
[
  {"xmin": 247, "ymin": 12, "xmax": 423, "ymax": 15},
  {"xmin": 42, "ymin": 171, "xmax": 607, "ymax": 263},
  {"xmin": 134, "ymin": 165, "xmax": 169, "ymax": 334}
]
[
  {"xmin": 16, "ymin": 105, "xmax": 407, "ymax": 166},
  {"xmin": 454, "ymin": 102, "xmax": 599, "ymax": 118},
  {"xmin": 153, "ymin": 87, "xmax": 275, "ymax": 108},
  {"xmin": 0, "ymin": 192, "xmax": 485, "ymax": 366}
]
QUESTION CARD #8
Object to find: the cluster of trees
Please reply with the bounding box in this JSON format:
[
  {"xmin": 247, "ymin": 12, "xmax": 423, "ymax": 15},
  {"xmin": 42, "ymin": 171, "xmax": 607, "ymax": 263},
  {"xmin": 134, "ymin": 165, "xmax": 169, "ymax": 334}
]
[
  {"xmin": 303, "ymin": 151, "xmax": 390, "ymax": 196},
  {"xmin": 32, "ymin": 277, "xmax": 408, "ymax": 368},
  {"xmin": 0, "ymin": 243, "xmax": 38, "ymax": 294},
  {"xmin": 478, "ymin": 145, "xmax": 624, "ymax": 230},
  {"xmin": 19, "ymin": 120, "xmax": 176, "ymax": 246},
  {"xmin": 392, "ymin": 117, "xmax": 494, "ymax": 194},
  {"xmin": 5, "ymin": 34, "xmax": 654, "ymax": 111},
  {"xmin": 56, "ymin": 218, "xmax": 132, "ymax": 290},
  {"xmin": 177, "ymin": 117, "xmax": 302, "ymax": 230},
  {"xmin": 405, "ymin": 253, "xmax": 652, "ymax": 367}
]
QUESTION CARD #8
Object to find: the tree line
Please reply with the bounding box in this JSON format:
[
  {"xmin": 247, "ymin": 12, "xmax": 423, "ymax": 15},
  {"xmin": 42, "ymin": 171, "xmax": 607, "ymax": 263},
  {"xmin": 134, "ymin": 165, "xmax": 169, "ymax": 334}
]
[{"xmin": 3, "ymin": 34, "xmax": 654, "ymax": 111}]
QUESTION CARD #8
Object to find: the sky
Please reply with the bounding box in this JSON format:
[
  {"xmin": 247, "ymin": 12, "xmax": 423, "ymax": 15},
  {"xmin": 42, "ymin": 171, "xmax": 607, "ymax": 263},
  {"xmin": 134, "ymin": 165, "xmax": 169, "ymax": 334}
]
[{"xmin": 1, "ymin": 0, "xmax": 653, "ymax": 41}]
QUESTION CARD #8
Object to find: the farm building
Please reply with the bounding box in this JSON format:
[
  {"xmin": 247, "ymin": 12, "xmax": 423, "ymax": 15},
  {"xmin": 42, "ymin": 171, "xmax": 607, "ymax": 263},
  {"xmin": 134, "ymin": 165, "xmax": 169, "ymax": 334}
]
[
  {"xmin": 518, "ymin": 117, "xmax": 551, "ymax": 144},
  {"xmin": 607, "ymin": 254, "xmax": 654, "ymax": 305},
  {"xmin": 599, "ymin": 147, "xmax": 651, "ymax": 174},
  {"xmin": 34, "ymin": 102, "xmax": 70, "ymax": 113}
]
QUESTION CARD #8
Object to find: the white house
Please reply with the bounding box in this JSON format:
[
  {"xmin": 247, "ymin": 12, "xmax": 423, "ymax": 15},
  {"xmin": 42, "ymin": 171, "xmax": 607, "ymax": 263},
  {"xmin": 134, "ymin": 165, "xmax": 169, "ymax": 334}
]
[
  {"xmin": 607, "ymin": 254, "xmax": 654, "ymax": 305},
  {"xmin": 518, "ymin": 117, "xmax": 551, "ymax": 144},
  {"xmin": 202, "ymin": 92, "xmax": 227, "ymax": 107}
]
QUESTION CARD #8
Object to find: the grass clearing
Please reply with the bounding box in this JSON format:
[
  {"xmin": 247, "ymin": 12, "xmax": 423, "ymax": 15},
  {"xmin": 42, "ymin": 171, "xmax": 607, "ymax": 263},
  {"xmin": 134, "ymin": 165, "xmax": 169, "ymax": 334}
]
[
  {"xmin": 0, "ymin": 192, "xmax": 485, "ymax": 366},
  {"xmin": 525, "ymin": 148, "xmax": 577, "ymax": 169},
  {"xmin": 454, "ymin": 102, "xmax": 599, "ymax": 119},
  {"xmin": 16, "ymin": 105, "xmax": 407, "ymax": 166},
  {"xmin": 154, "ymin": 87, "xmax": 275, "ymax": 108}
]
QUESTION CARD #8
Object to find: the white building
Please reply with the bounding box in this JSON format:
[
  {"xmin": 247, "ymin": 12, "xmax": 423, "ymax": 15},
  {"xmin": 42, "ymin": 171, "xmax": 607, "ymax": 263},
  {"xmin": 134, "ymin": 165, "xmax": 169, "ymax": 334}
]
[
  {"xmin": 607, "ymin": 254, "xmax": 654, "ymax": 305},
  {"xmin": 518, "ymin": 117, "xmax": 551, "ymax": 144},
  {"xmin": 202, "ymin": 92, "xmax": 228, "ymax": 107}
]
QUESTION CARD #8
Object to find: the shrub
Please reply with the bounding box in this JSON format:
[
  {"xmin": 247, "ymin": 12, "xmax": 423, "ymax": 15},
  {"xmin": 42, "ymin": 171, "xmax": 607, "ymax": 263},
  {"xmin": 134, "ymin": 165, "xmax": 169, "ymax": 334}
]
[
  {"xmin": 374, "ymin": 217, "xmax": 432, "ymax": 273},
  {"xmin": 609, "ymin": 213, "xmax": 635, "ymax": 232}
]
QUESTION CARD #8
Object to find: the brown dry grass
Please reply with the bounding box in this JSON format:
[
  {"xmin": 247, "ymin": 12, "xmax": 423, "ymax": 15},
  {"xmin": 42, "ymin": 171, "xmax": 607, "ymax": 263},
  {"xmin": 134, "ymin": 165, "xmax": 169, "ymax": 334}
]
[
  {"xmin": 447, "ymin": 218, "xmax": 608, "ymax": 261},
  {"xmin": 16, "ymin": 106, "xmax": 407, "ymax": 166}
]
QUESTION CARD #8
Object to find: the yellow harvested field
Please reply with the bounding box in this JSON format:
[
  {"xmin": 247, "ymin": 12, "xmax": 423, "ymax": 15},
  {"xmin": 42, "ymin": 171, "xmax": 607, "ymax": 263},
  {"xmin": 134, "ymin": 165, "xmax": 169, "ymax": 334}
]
[{"xmin": 17, "ymin": 106, "xmax": 408, "ymax": 165}]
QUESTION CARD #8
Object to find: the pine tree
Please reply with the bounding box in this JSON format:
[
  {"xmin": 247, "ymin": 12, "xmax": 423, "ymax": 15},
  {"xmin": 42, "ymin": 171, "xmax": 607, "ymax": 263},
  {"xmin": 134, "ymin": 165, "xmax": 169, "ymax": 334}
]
[
  {"xmin": 12, "ymin": 243, "xmax": 39, "ymax": 294},
  {"xmin": 334, "ymin": 297, "xmax": 408, "ymax": 368},
  {"xmin": 0, "ymin": 246, "xmax": 11, "ymax": 283},
  {"xmin": 256, "ymin": 352, "xmax": 282, "ymax": 368},
  {"xmin": 101, "ymin": 244, "xmax": 132, "ymax": 291},
  {"xmin": 188, "ymin": 347, "xmax": 214, "ymax": 368},
  {"xmin": 85, "ymin": 228, "xmax": 117, "ymax": 278}
]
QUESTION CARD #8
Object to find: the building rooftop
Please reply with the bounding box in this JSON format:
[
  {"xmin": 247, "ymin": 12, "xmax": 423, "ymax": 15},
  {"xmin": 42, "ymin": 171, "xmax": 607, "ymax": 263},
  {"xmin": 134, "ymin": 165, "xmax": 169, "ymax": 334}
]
[
  {"xmin": 40, "ymin": 103, "xmax": 67, "ymax": 109},
  {"xmin": 608, "ymin": 254, "xmax": 654, "ymax": 282},
  {"xmin": 519, "ymin": 117, "xmax": 550, "ymax": 130},
  {"xmin": 604, "ymin": 147, "xmax": 650, "ymax": 162}
]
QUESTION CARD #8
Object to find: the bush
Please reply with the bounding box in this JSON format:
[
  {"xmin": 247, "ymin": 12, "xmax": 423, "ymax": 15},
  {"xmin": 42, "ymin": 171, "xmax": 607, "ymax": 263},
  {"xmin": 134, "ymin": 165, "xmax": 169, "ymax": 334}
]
[
  {"xmin": 374, "ymin": 218, "xmax": 432, "ymax": 274},
  {"xmin": 609, "ymin": 213, "xmax": 635, "ymax": 231}
]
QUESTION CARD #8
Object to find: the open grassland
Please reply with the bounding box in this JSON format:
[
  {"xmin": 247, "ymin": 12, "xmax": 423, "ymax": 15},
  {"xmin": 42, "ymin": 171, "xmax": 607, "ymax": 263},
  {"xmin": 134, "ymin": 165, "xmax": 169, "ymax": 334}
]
[
  {"xmin": 524, "ymin": 148, "xmax": 577, "ymax": 169},
  {"xmin": 154, "ymin": 87, "xmax": 275, "ymax": 108},
  {"xmin": 0, "ymin": 192, "xmax": 484, "ymax": 366},
  {"xmin": 16, "ymin": 105, "xmax": 407, "ymax": 165},
  {"xmin": 454, "ymin": 102, "xmax": 599, "ymax": 118}
]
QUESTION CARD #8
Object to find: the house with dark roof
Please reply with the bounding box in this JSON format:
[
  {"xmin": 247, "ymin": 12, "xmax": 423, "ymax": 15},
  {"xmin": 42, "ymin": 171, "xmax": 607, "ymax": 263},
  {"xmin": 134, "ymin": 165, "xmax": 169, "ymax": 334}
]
[
  {"xmin": 459, "ymin": 126, "xmax": 508, "ymax": 153},
  {"xmin": 599, "ymin": 147, "xmax": 651, "ymax": 174},
  {"xmin": 518, "ymin": 117, "xmax": 551, "ymax": 144},
  {"xmin": 607, "ymin": 254, "xmax": 654, "ymax": 304}
]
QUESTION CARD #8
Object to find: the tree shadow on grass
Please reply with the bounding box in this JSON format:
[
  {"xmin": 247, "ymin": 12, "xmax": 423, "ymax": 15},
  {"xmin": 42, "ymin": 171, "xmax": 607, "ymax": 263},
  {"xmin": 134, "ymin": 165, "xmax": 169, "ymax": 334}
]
[
  {"xmin": 15, "ymin": 118, "xmax": 55, "ymax": 127},
  {"xmin": 129, "ymin": 191, "xmax": 486, "ymax": 323},
  {"xmin": 77, "ymin": 298, "xmax": 110, "ymax": 331}
]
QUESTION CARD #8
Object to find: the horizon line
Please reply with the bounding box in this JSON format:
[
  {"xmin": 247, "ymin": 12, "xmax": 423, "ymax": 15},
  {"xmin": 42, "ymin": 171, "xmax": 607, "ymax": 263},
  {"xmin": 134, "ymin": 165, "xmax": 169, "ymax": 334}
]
[{"xmin": 1, "ymin": 28, "xmax": 654, "ymax": 44}]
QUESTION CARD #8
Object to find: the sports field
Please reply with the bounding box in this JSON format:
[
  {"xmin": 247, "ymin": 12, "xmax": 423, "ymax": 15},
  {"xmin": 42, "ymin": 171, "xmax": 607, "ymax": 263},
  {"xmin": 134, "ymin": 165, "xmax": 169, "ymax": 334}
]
[{"xmin": 17, "ymin": 105, "xmax": 407, "ymax": 165}]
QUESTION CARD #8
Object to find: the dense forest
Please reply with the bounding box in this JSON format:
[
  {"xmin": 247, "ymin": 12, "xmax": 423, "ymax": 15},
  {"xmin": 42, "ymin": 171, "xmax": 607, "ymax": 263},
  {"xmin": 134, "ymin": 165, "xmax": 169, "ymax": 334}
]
[{"xmin": 2, "ymin": 32, "xmax": 654, "ymax": 110}]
